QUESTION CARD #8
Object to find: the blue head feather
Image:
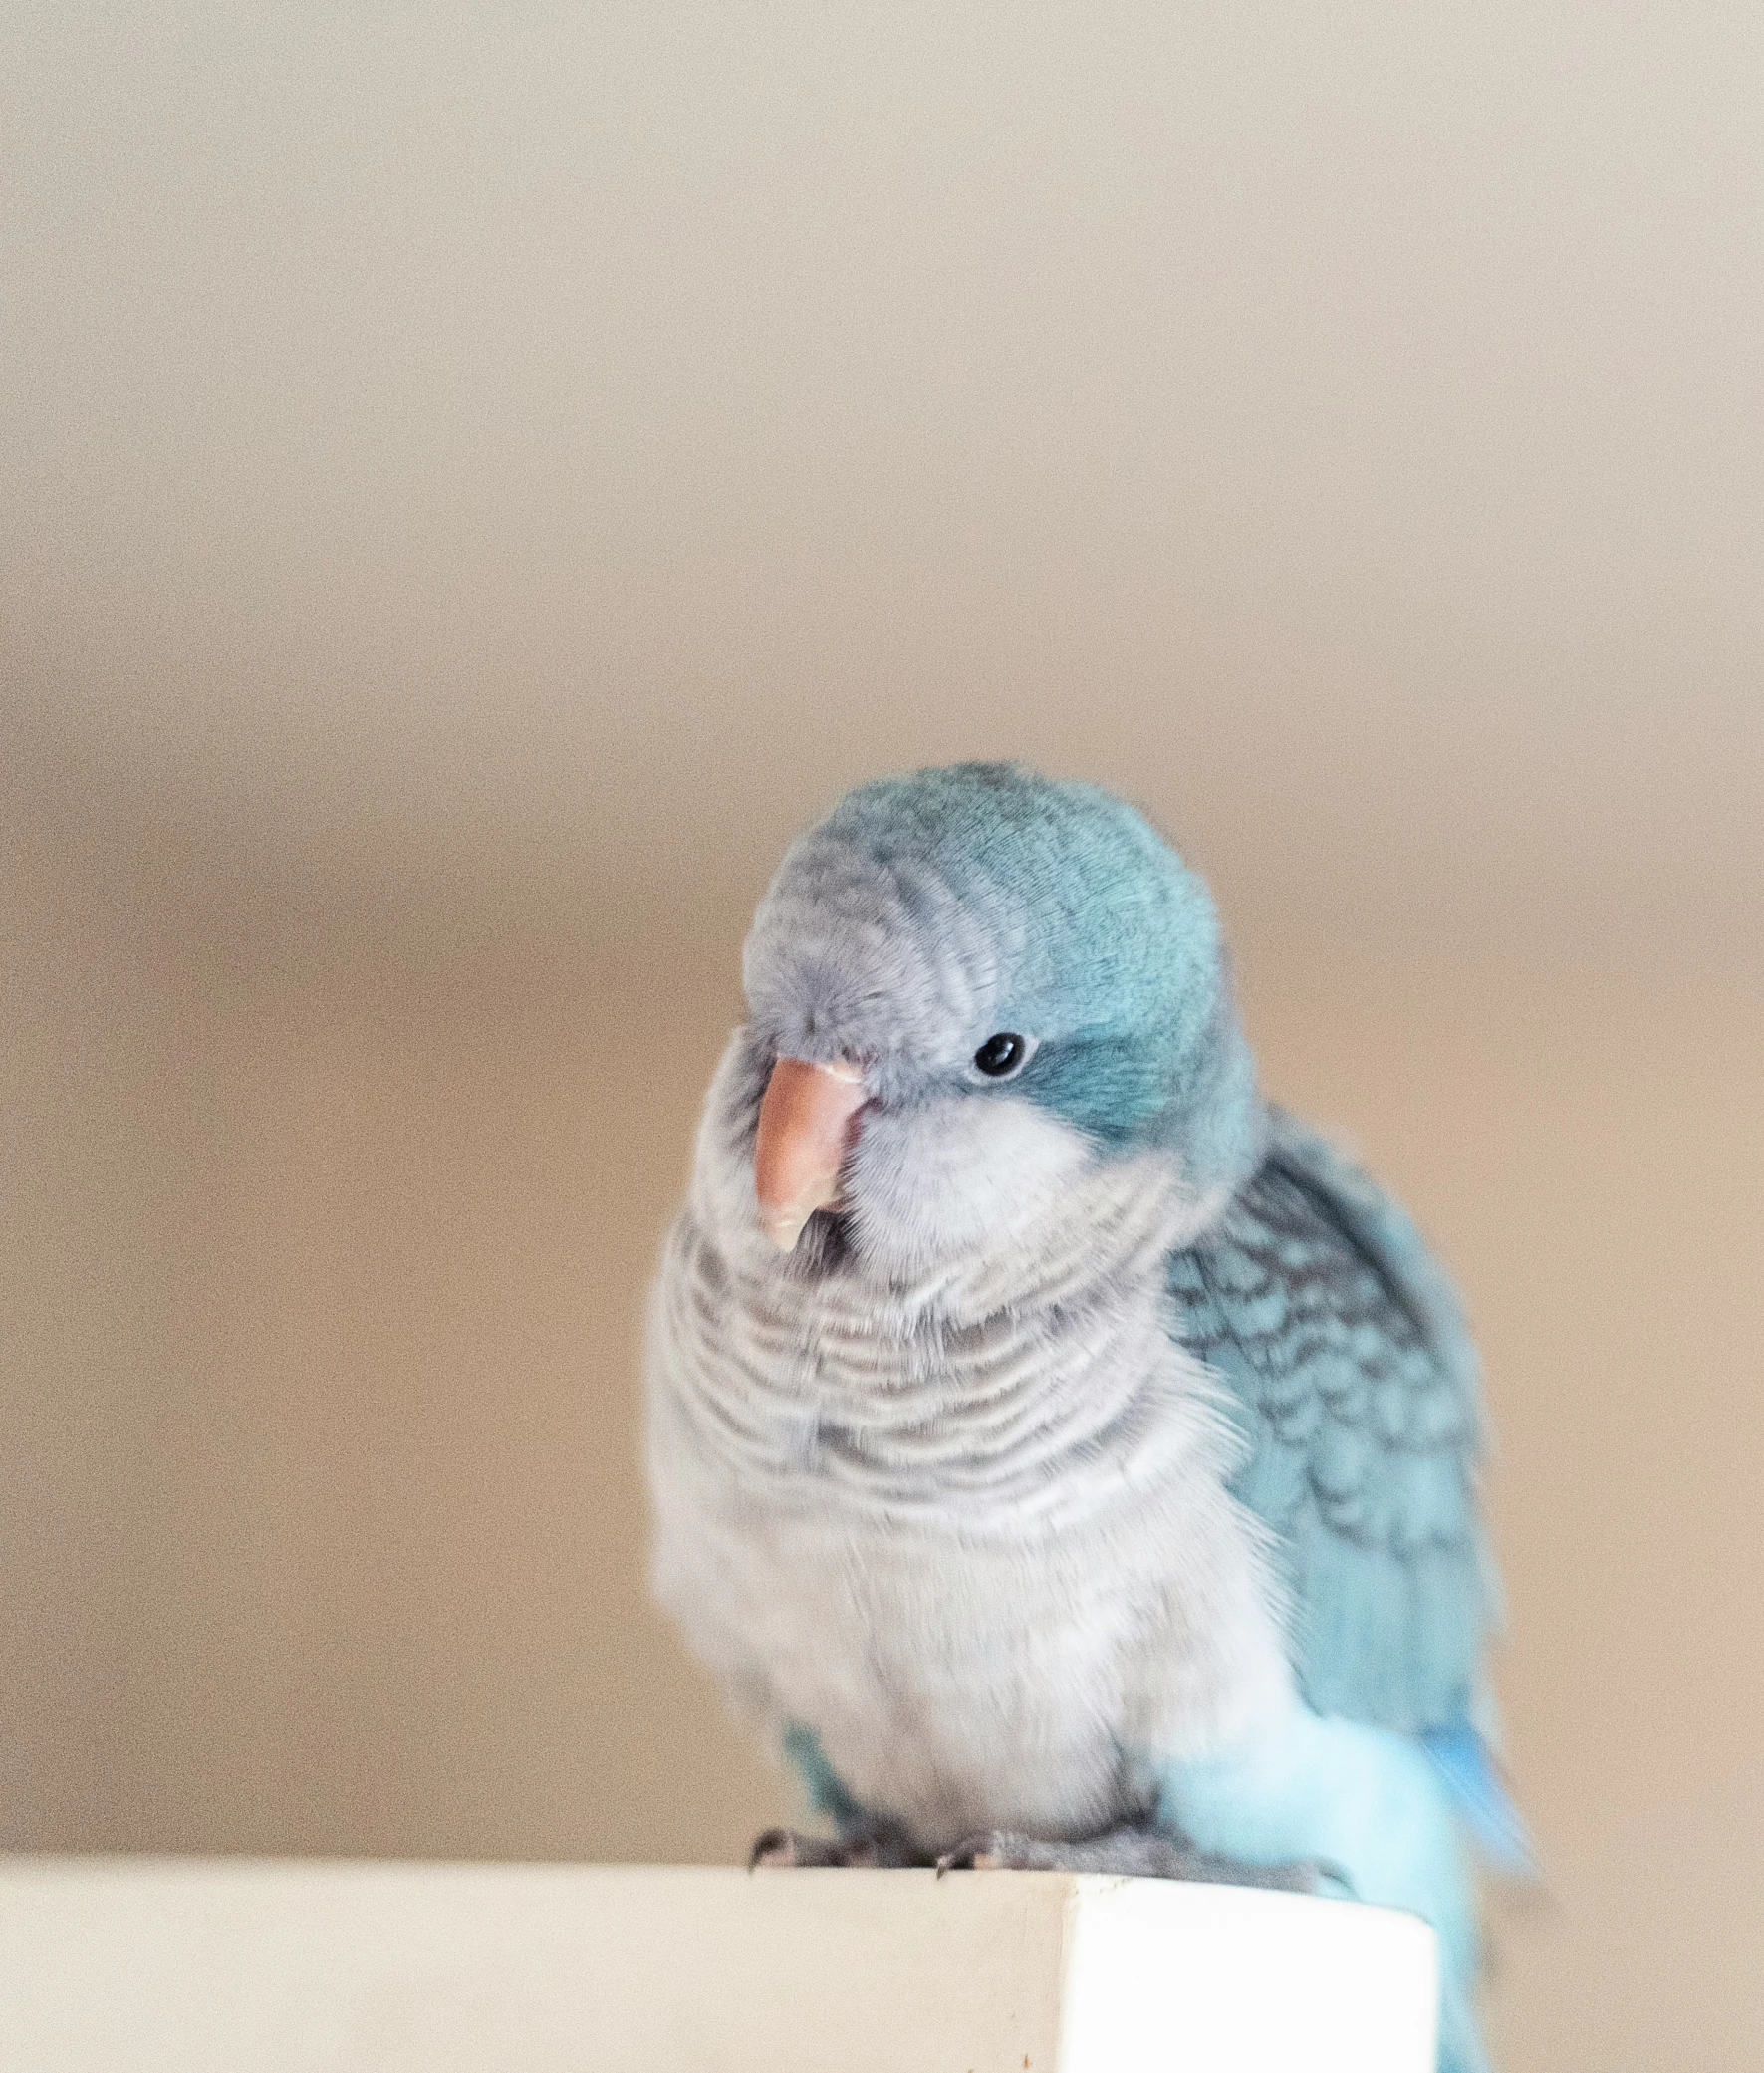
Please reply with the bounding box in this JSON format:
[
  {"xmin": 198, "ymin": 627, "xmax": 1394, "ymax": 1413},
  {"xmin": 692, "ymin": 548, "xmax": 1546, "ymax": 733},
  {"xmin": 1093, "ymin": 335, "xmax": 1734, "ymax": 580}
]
[{"xmin": 745, "ymin": 762, "xmax": 1264, "ymax": 1194}]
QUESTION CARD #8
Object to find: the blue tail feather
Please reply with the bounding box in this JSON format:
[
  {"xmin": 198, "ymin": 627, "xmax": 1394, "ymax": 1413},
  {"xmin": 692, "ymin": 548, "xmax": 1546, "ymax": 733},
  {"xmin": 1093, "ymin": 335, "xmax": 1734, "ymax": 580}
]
[{"xmin": 1421, "ymin": 1723, "xmax": 1535, "ymax": 1881}]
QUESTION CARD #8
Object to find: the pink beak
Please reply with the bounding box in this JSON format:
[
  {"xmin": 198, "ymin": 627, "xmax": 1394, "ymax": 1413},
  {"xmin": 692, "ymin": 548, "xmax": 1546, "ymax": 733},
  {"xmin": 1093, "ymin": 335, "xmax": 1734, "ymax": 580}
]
[{"xmin": 753, "ymin": 1056, "xmax": 867, "ymax": 1250}]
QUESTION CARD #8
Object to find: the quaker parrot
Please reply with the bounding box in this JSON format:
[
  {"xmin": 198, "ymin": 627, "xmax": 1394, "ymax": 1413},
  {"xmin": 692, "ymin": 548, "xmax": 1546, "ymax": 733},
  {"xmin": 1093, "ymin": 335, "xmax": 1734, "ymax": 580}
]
[{"xmin": 646, "ymin": 762, "xmax": 1524, "ymax": 2073}]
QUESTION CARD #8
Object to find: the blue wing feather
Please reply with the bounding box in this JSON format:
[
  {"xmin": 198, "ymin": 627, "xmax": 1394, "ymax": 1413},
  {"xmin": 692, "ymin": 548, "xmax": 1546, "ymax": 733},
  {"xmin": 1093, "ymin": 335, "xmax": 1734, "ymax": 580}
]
[{"xmin": 1167, "ymin": 1107, "xmax": 1495, "ymax": 1735}]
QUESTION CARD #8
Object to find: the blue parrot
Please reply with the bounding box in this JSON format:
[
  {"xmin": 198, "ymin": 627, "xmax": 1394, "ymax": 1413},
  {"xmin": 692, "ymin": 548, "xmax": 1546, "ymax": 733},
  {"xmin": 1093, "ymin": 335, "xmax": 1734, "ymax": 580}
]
[{"xmin": 646, "ymin": 762, "xmax": 1524, "ymax": 2073}]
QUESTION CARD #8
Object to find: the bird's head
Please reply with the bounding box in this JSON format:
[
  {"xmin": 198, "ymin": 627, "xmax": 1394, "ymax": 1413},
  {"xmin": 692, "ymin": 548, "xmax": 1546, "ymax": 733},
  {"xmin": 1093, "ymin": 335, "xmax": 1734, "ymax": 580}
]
[{"xmin": 731, "ymin": 762, "xmax": 1262, "ymax": 1272}]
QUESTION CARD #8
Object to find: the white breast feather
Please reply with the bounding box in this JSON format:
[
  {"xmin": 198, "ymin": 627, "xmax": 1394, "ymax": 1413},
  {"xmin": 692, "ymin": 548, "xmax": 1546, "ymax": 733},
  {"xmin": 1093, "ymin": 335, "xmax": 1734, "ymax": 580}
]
[{"xmin": 645, "ymin": 1033, "xmax": 1295, "ymax": 1849}]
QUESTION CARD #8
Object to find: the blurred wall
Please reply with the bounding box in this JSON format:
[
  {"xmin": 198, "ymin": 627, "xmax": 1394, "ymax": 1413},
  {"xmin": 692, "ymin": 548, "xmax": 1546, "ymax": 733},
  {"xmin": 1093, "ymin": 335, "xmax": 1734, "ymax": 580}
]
[{"xmin": 4, "ymin": 7, "xmax": 1762, "ymax": 2069}]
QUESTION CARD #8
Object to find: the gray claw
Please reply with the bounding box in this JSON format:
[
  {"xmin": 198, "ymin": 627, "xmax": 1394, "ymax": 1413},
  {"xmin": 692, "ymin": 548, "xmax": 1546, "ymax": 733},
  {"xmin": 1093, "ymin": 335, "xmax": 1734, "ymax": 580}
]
[
  {"xmin": 750, "ymin": 1824, "xmax": 927, "ymax": 1870},
  {"xmin": 934, "ymin": 1823, "xmax": 1343, "ymax": 1894},
  {"xmin": 750, "ymin": 1827, "xmax": 844, "ymax": 1869}
]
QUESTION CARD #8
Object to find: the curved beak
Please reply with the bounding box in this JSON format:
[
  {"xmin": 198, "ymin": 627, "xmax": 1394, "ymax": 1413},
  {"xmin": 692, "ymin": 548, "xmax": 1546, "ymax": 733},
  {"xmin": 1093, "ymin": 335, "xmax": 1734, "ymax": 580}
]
[{"xmin": 753, "ymin": 1056, "xmax": 867, "ymax": 1250}]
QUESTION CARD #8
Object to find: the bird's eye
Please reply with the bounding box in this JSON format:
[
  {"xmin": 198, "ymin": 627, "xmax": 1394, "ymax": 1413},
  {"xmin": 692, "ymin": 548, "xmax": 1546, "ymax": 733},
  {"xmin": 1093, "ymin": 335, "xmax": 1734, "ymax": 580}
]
[{"xmin": 972, "ymin": 1032, "xmax": 1028, "ymax": 1078}]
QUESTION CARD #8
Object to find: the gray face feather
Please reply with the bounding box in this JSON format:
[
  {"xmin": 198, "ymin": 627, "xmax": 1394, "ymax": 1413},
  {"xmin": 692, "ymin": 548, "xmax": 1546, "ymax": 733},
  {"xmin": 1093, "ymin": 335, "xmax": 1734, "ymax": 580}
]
[{"xmin": 743, "ymin": 820, "xmax": 1004, "ymax": 1097}]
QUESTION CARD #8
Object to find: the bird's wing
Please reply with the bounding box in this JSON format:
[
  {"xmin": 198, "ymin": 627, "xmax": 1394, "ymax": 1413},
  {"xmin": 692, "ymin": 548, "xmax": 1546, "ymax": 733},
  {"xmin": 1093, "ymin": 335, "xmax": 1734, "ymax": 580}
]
[{"xmin": 1166, "ymin": 1107, "xmax": 1497, "ymax": 1735}]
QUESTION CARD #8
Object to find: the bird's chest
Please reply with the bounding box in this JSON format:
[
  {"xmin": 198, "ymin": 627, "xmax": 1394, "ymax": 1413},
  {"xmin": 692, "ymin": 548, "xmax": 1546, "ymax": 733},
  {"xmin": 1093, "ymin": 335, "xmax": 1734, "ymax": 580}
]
[
  {"xmin": 650, "ymin": 1247, "xmax": 1292, "ymax": 1851},
  {"xmin": 738, "ymin": 1496, "xmax": 1176, "ymax": 1848}
]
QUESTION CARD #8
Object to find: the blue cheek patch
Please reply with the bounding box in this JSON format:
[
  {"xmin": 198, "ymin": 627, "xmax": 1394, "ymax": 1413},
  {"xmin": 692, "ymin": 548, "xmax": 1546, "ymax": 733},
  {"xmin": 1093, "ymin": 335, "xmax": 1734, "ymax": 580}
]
[{"xmin": 1014, "ymin": 1036, "xmax": 1170, "ymax": 1148}]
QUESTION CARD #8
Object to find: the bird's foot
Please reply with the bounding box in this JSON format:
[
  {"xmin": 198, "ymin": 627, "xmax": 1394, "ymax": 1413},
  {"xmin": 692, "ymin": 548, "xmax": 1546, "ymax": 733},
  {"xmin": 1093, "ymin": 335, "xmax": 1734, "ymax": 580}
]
[
  {"xmin": 749, "ymin": 1822, "xmax": 927, "ymax": 1870},
  {"xmin": 935, "ymin": 1823, "xmax": 1347, "ymax": 1896}
]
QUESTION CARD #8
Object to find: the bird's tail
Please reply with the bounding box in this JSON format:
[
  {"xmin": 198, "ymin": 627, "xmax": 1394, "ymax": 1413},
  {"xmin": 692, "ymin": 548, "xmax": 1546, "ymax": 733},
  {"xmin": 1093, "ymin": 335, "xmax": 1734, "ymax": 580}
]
[{"xmin": 1421, "ymin": 1722, "xmax": 1536, "ymax": 1882}]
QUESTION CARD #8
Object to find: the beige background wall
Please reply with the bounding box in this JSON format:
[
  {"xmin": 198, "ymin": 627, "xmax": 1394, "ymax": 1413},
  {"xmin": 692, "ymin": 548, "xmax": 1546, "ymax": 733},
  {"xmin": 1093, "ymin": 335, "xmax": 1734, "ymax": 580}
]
[{"xmin": 4, "ymin": 7, "xmax": 1762, "ymax": 2067}]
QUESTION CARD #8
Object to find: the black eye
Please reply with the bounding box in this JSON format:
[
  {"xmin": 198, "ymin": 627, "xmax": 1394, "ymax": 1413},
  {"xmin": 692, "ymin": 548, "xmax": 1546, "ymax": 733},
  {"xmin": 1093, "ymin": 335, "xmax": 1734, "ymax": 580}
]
[{"xmin": 973, "ymin": 1032, "xmax": 1027, "ymax": 1078}]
